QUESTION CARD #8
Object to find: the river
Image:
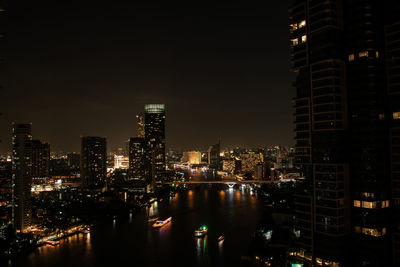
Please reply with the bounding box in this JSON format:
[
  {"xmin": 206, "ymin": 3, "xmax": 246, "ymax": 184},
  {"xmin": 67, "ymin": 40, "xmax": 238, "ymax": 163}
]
[{"xmin": 9, "ymin": 184, "xmax": 266, "ymax": 267}]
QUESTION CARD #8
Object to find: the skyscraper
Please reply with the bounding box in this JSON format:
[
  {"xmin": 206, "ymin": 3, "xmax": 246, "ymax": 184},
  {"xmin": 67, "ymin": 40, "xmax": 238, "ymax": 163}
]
[
  {"xmin": 208, "ymin": 140, "xmax": 221, "ymax": 170},
  {"xmin": 12, "ymin": 123, "xmax": 32, "ymax": 233},
  {"xmin": 80, "ymin": 136, "xmax": 107, "ymax": 188},
  {"xmin": 31, "ymin": 140, "xmax": 50, "ymax": 178},
  {"xmin": 387, "ymin": 1, "xmax": 400, "ymax": 264},
  {"xmin": 289, "ymin": 0, "xmax": 400, "ymax": 265},
  {"xmin": 136, "ymin": 113, "xmax": 145, "ymax": 138},
  {"xmin": 144, "ymin": 104, "xmax": 166, "ymax": 186},
  {"xmin": 128, "ymin": 137, "xmax": 147, "ymax": 181}
]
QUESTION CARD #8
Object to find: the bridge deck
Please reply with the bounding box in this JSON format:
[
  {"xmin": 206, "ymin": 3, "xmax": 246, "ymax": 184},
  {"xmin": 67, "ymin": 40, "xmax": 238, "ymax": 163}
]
[{"xmin": 164, "ymin": 180, "xmax": 277, "ymax": 184}]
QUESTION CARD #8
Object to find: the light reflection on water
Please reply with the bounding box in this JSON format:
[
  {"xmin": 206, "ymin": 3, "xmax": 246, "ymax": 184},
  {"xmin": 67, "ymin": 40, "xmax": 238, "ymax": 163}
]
[
  {"xmin": 188, "ymin": 190, "xmax": 194, "ymax": 208},
  {"xmin": 195, "ymin": 235, "xmax": 208, "ymax": 264},
  {"xmin": 10, "ymin": 185, "xmax": 262, "ymax": 267}
]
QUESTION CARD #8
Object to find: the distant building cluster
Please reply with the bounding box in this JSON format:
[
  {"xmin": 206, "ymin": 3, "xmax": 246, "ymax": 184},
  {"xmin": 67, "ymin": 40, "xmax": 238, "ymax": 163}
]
[{"xmin": 169, "ymin": 145, "xmax": 297, "ymax": 182}]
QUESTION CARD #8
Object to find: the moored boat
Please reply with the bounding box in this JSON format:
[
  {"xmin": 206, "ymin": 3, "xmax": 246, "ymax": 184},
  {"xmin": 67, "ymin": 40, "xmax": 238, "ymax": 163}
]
[
  {"xmin": 152, "ymin": 217, "xmax": 172, "ymax": 228},
  {"xmin": 194, "ymin": 225, "xmax": 208, "ymax": 237}
]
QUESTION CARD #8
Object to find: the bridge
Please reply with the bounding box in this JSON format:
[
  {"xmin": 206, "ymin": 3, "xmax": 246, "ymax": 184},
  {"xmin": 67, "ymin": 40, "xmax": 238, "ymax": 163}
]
[{"xmin": 164, "ymin": 179, "xmax": 278, "ymax": 185}]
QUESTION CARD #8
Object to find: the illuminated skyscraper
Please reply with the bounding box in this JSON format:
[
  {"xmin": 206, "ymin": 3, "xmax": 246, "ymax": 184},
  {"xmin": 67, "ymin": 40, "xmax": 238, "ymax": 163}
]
[
  {"xmin": 31, "ymin": 140, "xmax": 50, "ymax": 178},
  {"xmin": 80, "ymin": 136, "xmax": 107, "ymax": 188},
  {"xmin": 128, "ymin": 137, "xmax": 148, "ymax": 180},
  {"xmin": 12, "ymin": 123, "xmax": 32, "ymax": 233},
  {"xmin": 144, "ymin": 104, "xmax": 166, "ymax": 186},
  {"xmin": 136, "ymin": 113, "xmax": 145, "ymax": 138}
]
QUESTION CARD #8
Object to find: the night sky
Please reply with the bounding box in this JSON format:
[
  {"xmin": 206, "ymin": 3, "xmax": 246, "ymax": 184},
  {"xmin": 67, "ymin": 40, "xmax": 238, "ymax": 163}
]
[{"xmin": 0, "ymin": 1, "xmax": 294, "ymax": 153}]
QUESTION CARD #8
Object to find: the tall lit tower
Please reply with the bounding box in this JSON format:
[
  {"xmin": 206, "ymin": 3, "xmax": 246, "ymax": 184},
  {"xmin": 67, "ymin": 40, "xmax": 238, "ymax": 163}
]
[
  {"xmin": 136, "ymin": 113, "xmax": 145, "ymax": 138},
  {"xmin": 128, "ymin": 137, "xmax": 148, "ymax": 181},
  {"xmin": 80, "ymin": 136, "xmax": 107, "ymax": 188},
  {"xmin": 12, "ymin": 123, "xmax": 33, "ymax": 233},
  {"xmin": 144, "ymin": 104, "xmax": 166, "ymax": 186}
]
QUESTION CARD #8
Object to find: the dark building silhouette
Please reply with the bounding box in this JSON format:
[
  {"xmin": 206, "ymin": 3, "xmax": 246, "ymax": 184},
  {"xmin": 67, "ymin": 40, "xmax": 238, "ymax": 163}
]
[
  {"xmin": 31, "ymin": 140, "xmax": 50, "ymax": 178},
  {"xmin": 208, "ymin": 140, "xmax": 221, "ymax": 170},
  {"xmin": 0, "ymin": 161, "xmax": 11, "ymax": 180},
  {"xmin": 11, "ymin": 123, "xmax": 32, "ymax": 233},
  {"xmin": 50, "ymin": 158, "xmax": 74, "ymax": 176},
  {"xmin": 289, "ymin": 0, "xmax": 400, "ymax": 265},
  {"xmin": 80, "ymin": 136, "xmax": 106, "ymax": 188},
  {"xmin": 128, "ymin": 137, "xmax": 147, "ymax": 181},
  {"xmin": 387, "ymin": 0, "xmax": 400, "ymax": 264},
  {"xmin": 144, "ymin": 104, "xmax": 166, "ymax": 186},
  {"xmin": 67, "ymin": 152, "xmax": 80, "ymax": 173}
]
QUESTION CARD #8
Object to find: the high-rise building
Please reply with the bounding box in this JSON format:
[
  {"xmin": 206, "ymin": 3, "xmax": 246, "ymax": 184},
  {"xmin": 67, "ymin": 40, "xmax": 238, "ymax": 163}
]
[
  {"xmin": 12, "ymin": 123, "xmax": 32, "ymax": 233},
  {"xmin": 128, "ymin": 137, "xmax": 148, "ymax": 180},
  {"xmin": 289, "ymin": 0, "xmax": 400, "ymax": 265},
  {"xmin": 144, "ymin": 104, "xmax": 166, "ymax": 185},
  {"xmin": 80, "ymin": 136, "xmax": 107, "ymax": 188},
  {"xmin": 31, "ymin": 140, "xmax": 50, "ymax": 178},
  {"xmin": 181, "ymin": 151, "xmax": 202, "ymax": 165},
  {"xmin": 136, "ymin": 113, "xmax": 145, "ymax": 138},
  {"xmin": 386, "ymin": 1, "xmax": 400, "ymax": 264},
  {"xmin": 254, "ymin": 163, "xmax": 269, "ymax": 180},
  {"xmin": 208, "ymin": 141, "xmax": 221, "ymax": 170},
  {"xmin": 67, "ymin": 152, "xmax": 80, "ymax": 172}
]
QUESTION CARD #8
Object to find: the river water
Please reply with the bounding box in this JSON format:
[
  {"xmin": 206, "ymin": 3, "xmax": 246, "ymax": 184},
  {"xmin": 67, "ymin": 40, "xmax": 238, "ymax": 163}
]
[{"xmin": 9, "ymin": 184, "xmax": 265, "ymax": 267}]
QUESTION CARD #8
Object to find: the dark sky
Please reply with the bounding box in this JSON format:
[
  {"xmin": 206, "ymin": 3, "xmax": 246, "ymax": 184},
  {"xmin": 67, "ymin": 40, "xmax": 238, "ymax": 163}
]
[{"xmin": 0, "ymin": 1, "xmax": 294, "ymax": 153}]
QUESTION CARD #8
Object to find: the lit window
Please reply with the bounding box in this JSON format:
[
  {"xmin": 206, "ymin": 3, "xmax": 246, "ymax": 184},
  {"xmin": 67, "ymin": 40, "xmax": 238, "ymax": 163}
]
[
  {"xmin": 291, "ymin": 38, "xmax": 299, "ymax": 46},
  {"xmin": 299, "ymin": 20, "xmax": 306, "ymax": 28},
  {"xmin": 375, "ymin": 51, "xmax": 379, "ymax": 58},
  {"xmin": 348, "ymin": 54, "xmax": 355, "ymax": 61},
  {"xmin": 353, "ymin": 200, "xmax": 361, "ymax": 207},
  {"xmin": 362, "ymin": 201, "xmax": 376, "ymax": 209},
  {"xmin": 354, "ymin": 226, "xmax": 361, "ymax": 233},
  {"xmin": 393, "ymin": 112, "xmax": 400, "ymax": 119},
  {"xmin": 290, "ymin": 23, "xmax": 298, "ymax": 32},
  {"xmin": 359, "ymin": 51, "xmax": 369, "ymax": 57},
  {"xmin": 362, "ymin": 227, "xmax": 386, "ymax": 237},
  {"xmin": 382, "ymin": 200, "xmax": 390, "ymax": 208},
  {"xmin": 301, "ymin": 35, "xmax": 307, "ymax": 43},
  {"xmin": 378, "ymin": 113, "xmax": 385, "ymax": 120}
]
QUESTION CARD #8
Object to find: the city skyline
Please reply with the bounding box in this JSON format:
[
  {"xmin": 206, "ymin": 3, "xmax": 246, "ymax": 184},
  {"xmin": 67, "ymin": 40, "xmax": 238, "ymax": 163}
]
[
  {"xmin": 2, "ymin": 1, "xmax": 399, "ymax": 266},
  {"xmin": 0, "ymin": 1, "xmax": 294, "ymax": 154}
]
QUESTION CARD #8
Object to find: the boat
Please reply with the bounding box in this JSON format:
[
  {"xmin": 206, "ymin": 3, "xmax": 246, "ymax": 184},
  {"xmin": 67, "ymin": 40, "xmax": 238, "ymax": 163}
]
[
  {"xmin": 148, "ymin": 216, "xmax": 159, "ymax": 223},
  {"xmin": 194, "ymin": 225, "xmax": 208, "ymax": 237},
  {"xmin": 218, "ymin": 235, "xmax": 224, "ymax": 242},
  {"xmin": 152, "ymin": 217, "xmax": 172, "ymax": 228}
]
